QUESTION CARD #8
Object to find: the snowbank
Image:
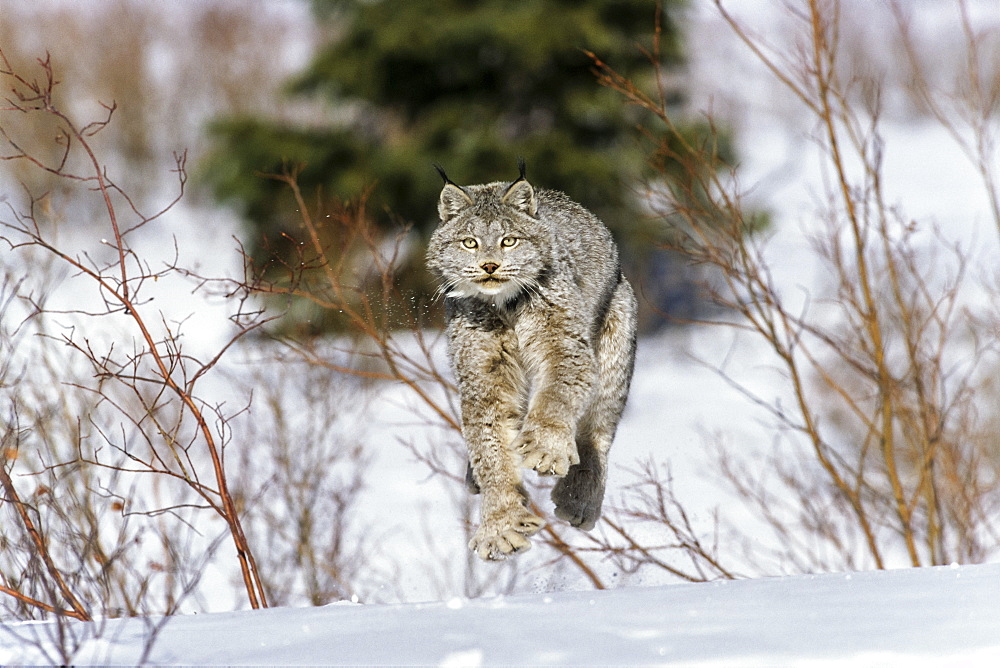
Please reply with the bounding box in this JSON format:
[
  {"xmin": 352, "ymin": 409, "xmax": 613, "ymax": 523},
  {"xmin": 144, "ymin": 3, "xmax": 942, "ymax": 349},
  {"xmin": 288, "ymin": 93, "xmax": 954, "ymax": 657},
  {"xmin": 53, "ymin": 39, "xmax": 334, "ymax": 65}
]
[{"xmin": 3, "ymin": 562, "xmax": 998, "ymax": 666}]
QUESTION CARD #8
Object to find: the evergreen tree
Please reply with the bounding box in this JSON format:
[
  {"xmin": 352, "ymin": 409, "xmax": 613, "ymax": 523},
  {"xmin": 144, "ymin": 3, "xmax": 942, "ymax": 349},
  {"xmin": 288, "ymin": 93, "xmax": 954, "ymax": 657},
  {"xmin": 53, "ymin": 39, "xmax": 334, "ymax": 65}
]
[{"xmin": 203, "ymin": 0, "xmax": 732, "ymax": 331}]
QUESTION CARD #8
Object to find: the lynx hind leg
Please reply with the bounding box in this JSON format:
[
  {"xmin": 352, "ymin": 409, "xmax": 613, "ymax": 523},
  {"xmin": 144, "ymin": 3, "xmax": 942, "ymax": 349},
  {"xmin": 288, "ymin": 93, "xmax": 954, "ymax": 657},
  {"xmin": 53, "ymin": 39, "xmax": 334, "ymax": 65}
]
[
  {"xmin": 551, "ymin": 436, "xmax": 607, "ymax": 530},
  {"xmin": 552, "ymin": 279, "xmax": 637, "ymax": 530}
]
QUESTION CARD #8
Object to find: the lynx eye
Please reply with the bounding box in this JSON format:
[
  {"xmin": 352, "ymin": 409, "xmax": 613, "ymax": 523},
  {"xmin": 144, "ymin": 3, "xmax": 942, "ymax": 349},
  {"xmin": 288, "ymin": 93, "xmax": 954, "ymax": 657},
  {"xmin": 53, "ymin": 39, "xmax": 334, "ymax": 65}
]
[
  {"xmin": 461, "ymin": 237, "xmax": 478, "ymax": 250},
  {"xmin": 500, "ymin": 236, "xmax": 519, "ymax": 248}
]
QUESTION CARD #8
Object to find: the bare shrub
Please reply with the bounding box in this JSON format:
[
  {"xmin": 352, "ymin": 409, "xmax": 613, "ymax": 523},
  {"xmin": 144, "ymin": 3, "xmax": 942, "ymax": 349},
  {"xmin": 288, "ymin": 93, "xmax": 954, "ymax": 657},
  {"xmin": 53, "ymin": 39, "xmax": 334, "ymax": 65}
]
[
  {"xmin": 586, "ymin": 0, "xmax": 1000, "ymax": 576},
  {"xmin": 0, "ymin": 0, "xmax": 322, "ymax": 199},
  {"xmin": 1, "ymin": 50, "xmax": 270, "ymax": 616},
  {"xmin": 891, "ymin": 0, "xmax": 1000, "ymax": 233},
  {"xmin": 228, "ymin": 359, "xmax": 380, "ymax": 605}
]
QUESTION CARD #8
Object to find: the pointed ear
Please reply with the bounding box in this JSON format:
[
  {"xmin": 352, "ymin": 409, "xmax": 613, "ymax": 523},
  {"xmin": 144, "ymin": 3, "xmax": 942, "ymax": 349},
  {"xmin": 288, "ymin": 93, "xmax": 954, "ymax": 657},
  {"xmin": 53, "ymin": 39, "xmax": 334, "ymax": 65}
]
[
  {"xmin": 438, "ymin": 183, "xmax": 473, "ymax": 222},
  {"xmin": 502, "ymin": 178, "xmax": 536, "ymax": 217}
]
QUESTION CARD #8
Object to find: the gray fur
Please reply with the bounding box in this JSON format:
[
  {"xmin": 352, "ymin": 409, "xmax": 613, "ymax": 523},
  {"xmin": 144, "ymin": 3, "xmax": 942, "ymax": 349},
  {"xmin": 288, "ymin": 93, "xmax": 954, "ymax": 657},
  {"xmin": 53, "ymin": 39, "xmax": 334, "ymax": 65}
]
[{"xmin": 427, "ymin": 170, "xmax": 638, "ymax": 561}]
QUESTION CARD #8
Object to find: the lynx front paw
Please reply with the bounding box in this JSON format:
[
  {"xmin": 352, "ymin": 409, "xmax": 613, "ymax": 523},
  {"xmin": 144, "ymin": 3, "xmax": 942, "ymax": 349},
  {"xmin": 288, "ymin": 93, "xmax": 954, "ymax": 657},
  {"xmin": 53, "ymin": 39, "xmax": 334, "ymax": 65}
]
[
  {"xmin": 469, "ymin": 508, "xmax": 546, "ymax": 561},
  {"xmin": 513, "ymin": 424, "xmax": 579, "ymax": 477}
]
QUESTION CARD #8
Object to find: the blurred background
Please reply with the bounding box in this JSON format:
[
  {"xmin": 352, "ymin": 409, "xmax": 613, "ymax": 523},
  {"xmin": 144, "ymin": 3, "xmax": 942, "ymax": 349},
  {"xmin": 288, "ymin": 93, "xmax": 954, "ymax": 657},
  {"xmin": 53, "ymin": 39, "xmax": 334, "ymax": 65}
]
[
  {"xmin": 1, "ymin": 0, "xmax": 746, "ymax": 335},
  {"xmin": 2, "ymin": 0, "xmax": 997, "ymax": 333}
]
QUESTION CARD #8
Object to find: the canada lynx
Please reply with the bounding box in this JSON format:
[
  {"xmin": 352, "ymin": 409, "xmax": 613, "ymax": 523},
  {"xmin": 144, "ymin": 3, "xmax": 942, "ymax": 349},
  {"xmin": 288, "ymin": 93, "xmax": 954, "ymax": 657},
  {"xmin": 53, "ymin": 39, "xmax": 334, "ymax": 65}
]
[{"xmin": 427, "ymin": 162, "xmax": 638, "ymax": 561}]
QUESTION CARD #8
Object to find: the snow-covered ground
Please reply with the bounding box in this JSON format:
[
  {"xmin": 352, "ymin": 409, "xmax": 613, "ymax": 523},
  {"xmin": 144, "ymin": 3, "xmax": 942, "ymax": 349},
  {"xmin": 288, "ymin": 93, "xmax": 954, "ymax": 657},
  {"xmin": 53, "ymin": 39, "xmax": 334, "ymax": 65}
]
[{"xmin": 3, "ymin": 563, "xmax": 999, "ymax": 665}]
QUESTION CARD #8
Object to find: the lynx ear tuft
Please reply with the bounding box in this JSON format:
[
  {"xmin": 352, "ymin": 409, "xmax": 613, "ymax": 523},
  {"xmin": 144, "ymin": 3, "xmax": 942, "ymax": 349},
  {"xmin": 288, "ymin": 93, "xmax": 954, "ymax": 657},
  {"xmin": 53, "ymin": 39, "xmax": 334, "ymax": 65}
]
[
  {"xmin": 438, "ymin": 182, "xmax": 473, "ymax": 222},
  {"xmin": 502, "ymin": 168, "xmax": 536, "ymax": 217},
  {"xmin": 433, "ymin": 163, "xmax": 453, "ymax": 185},
  {"xmin": 435, "ymin": 164, "xmax": 473, "ymax": 221}
]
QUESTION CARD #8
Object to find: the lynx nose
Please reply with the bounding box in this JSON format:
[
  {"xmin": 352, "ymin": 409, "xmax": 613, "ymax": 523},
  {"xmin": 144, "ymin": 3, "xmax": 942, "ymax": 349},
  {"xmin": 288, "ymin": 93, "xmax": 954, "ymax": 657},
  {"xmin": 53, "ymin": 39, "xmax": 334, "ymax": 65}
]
[{"xmin": 481, "ymin": 262, "xmax": 499, "ymax": 275}]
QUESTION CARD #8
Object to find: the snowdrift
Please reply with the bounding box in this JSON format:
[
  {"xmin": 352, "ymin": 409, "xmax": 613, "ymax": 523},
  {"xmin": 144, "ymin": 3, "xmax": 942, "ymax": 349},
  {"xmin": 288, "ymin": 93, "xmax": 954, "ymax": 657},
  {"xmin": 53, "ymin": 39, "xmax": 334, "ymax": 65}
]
[{"xmin": 3, "ymin": 562, "xmax": 998, "ymax": 666}]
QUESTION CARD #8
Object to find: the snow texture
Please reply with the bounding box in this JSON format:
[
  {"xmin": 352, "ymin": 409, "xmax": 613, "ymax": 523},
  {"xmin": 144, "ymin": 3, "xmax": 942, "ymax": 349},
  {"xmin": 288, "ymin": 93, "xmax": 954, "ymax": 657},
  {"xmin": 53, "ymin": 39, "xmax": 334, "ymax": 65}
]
[{"xmin": 2, "ymin": 563, "xmax": 998, "ymax": 665}]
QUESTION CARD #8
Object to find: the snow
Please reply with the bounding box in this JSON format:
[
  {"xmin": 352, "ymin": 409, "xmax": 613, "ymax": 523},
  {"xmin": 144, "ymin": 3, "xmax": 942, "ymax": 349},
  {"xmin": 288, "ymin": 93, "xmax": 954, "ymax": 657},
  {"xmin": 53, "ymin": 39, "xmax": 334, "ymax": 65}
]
[{"xmin": 3, "ymin": 563, "xmax": 999, "ymax": 665}]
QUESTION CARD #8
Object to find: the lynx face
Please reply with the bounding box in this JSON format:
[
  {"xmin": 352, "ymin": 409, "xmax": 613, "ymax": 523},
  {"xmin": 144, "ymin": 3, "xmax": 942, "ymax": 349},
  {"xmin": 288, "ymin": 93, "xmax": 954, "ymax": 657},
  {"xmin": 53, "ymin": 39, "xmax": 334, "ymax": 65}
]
[{"xmin": 427, "ymin": 177, "xmax": 548, "ymax": 305}]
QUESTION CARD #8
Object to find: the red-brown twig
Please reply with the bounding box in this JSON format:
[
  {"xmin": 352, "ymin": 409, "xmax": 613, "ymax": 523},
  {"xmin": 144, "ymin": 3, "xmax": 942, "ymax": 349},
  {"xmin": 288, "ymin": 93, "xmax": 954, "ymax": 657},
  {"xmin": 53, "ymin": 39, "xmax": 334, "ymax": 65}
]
[{"xmin": 1, "ymin": 50, "xmax": 268, "ymax": 610}]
